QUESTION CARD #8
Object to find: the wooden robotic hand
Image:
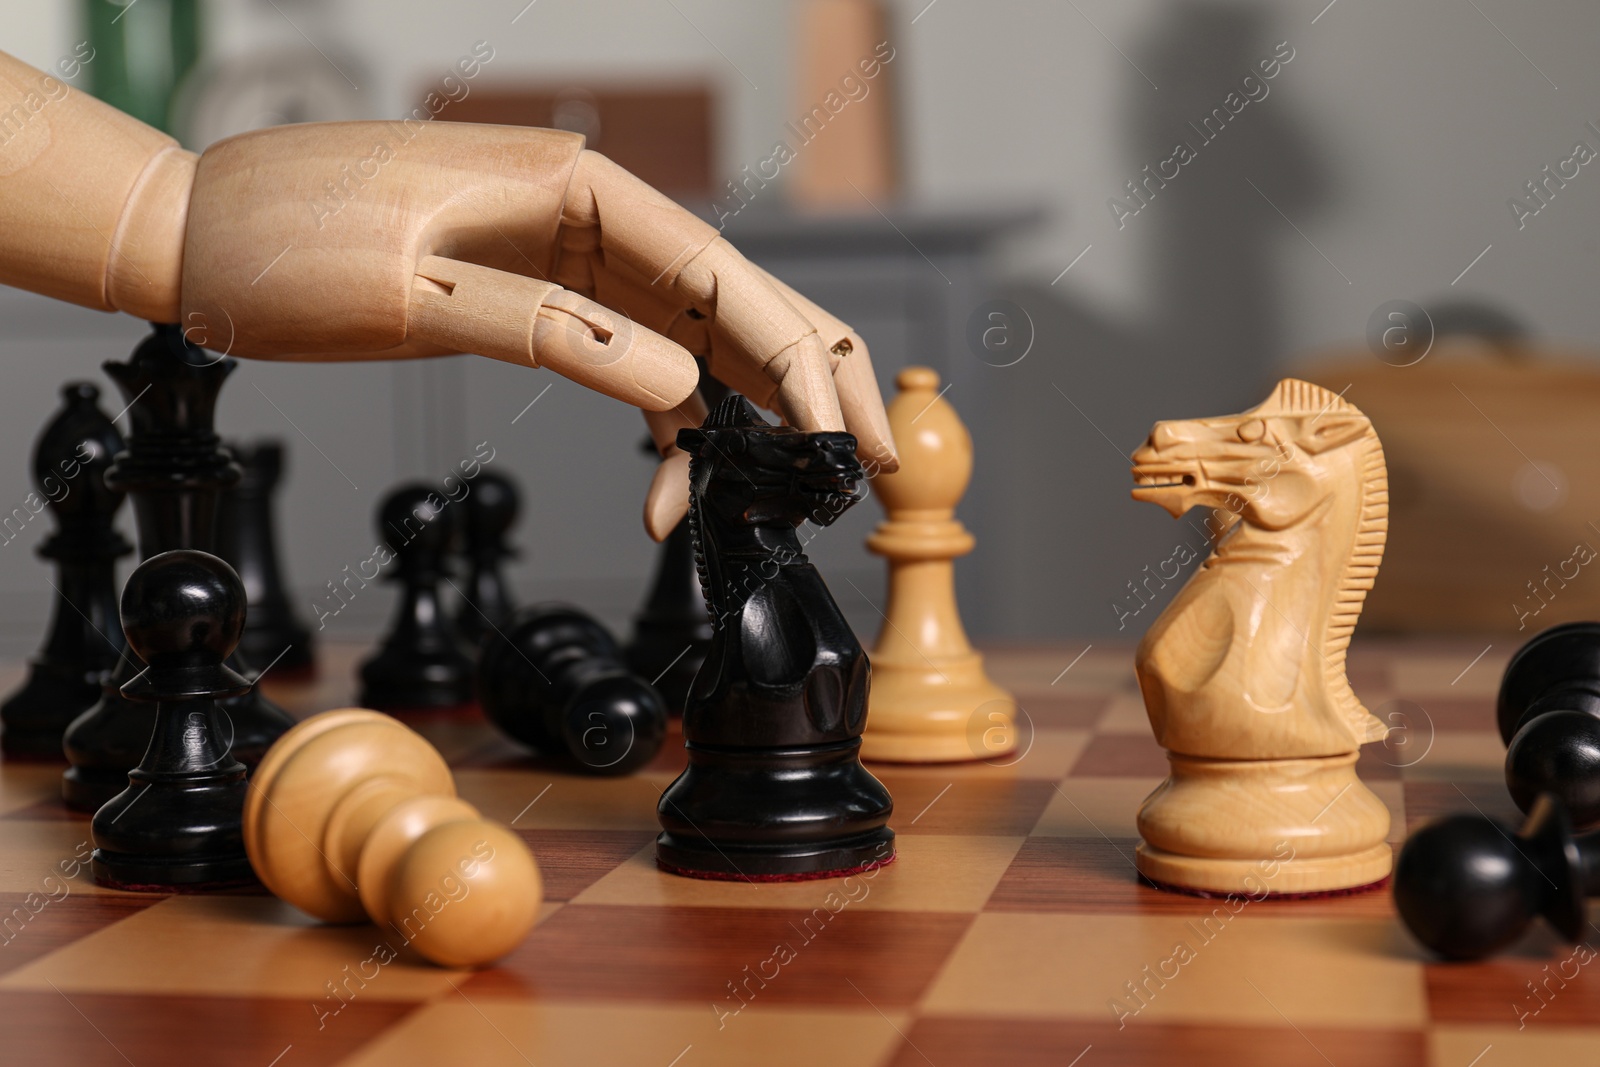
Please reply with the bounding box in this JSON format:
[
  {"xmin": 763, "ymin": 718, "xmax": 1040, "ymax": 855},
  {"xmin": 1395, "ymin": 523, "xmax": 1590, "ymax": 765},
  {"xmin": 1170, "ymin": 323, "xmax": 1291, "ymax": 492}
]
[
  {"xmin": 243, "ymin": 709, "xmax": 542, "ymax": 968},
  {"xmin": 0, "ymin": 50, "xmax": 895, "ymax": 537}
]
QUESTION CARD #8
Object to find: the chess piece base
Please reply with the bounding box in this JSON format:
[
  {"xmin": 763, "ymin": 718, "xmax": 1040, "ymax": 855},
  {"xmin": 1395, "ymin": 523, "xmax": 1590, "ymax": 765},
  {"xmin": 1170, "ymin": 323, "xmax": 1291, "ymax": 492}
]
[
  {"xmin": 1135, "ymin": 750, "xmax": 1392, "ymax": 894},
  {"xmin": 656, "ymin": 739, "xmax": 896, "ymax": 879},
  {"xmin": 89, "ymin": 763, "xmax": 254, "ymax": 893},
  {"xmin": 1135, "ymin": 842, "xmax": 1393, "ymax": 896},
  {"xmin": 656, "ymin": 828, "xmax": 896, "ymax": 881},
  {"xmin": 90, "ymin": 849, "xmax": 257, "ymax": 891},
  {"xmin": 0, "ymin": 661, "xmax": 101, "ymax": 760},
  {"xmin": 358, "ymin": 651, "xmax": 474, "ymax": 711},
  {"xmin": 862, "ymin": 653, "xmax": 1016, "ymax": 764}
]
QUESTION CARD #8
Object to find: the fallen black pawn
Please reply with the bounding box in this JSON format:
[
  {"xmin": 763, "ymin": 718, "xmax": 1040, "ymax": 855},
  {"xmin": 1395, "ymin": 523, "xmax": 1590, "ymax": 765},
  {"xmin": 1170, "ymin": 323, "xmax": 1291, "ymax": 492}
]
[
  {"xmin": 477, "ymin": 605, "xmax": 667, "ymax": 776},
  {"xmin": 90, "ymin": 550, "xmax": 255, "ymax": 890},
  {"xmin": 1497, "ymin": 622, "xmax": 1600, "ymax": 827},
  {"xmin": 1394, "ymin": 793, "xmax": 1599, "ymax": 961}
]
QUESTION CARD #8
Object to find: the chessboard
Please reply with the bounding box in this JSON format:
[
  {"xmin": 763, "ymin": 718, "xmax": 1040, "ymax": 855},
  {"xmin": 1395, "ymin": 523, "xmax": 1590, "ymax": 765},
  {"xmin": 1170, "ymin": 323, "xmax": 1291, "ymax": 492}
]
[{"xmin": 0, "ymin": 637, "xmax": 1583, "ymax": 1067}]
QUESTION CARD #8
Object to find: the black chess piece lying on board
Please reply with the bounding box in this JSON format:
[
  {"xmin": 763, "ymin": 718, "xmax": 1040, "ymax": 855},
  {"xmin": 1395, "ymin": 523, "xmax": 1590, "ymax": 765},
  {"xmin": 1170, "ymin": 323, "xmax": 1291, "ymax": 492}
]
[
  {"xmin": 359, "ymin": 484, "xmax": 474, "ymax": 710},
  {"xmin": 90, "ymin": 550, "xmax": 255, "ymax": 890},
  {"xmin": 1394, "ymin": 793, "xmax": 1600, "ymax": 961},
  {"xmin": 477, "ymin": 605, "xmax": 667, "ymax": 775},
  {"xmin": 655, "ymin": 396, "xmax": 894, "ymax": 880},
  {"xmin": 1497, "ymin": 622, "xmax": 1600, "ymax": 827},
  {"xmin": 0, "ymin": 383, "xmax": 131, "ymax": 759}
]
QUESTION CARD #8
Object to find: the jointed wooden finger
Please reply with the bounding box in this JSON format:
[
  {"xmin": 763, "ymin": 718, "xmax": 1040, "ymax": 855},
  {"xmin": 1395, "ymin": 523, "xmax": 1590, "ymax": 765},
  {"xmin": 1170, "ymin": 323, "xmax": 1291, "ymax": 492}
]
[
  {"xmin": 750, "ymin": 264, "xmax": 897, "ymax": 471},
  {"xmin": 565, "ymin": 152, "xmax": 847, "ymax": 434},
  {"xmin": 644, "ymin": 393, "xmax": 710, "ymax": 458},
  {"xmin": 639, "ymin": 394, "xmax": 707, "ymax": 541},
  {"xmin": 407, "ymin": 255, "xmax": 698, "ymax": 412}
]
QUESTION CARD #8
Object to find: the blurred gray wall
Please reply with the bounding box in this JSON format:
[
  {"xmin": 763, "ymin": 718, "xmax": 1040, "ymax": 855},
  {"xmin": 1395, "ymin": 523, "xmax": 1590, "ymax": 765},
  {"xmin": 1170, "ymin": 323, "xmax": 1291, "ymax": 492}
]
[{"xmin": 1, "ymin": 0, "xmax": 1597, "ymax": 654}]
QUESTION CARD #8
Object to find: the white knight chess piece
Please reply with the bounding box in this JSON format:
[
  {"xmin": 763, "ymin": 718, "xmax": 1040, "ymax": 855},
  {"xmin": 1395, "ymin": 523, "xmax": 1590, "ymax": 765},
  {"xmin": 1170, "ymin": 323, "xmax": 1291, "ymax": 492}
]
[{"xmin": 1130, "ymin": 379, "xmax": 1393, "ymax": 895}]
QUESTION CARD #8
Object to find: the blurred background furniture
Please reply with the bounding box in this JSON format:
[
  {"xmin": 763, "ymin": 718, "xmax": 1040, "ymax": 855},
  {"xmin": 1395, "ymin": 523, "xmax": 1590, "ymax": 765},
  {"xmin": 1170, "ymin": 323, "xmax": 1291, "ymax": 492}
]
[
  {"xmin": 4, "ymin": 0, "xmax": 1600, "ymax": 646},
  {"xmin": 1300, "ymin": 325, "xmax": 1600, "ymax": 634}
]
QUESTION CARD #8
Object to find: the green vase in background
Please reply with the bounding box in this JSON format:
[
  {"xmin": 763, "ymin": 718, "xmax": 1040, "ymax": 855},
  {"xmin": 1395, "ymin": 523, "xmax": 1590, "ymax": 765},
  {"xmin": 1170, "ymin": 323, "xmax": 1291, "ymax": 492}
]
[{"xmin": 83, "ymin": 0, "xmax": 202, "ymax": 134}]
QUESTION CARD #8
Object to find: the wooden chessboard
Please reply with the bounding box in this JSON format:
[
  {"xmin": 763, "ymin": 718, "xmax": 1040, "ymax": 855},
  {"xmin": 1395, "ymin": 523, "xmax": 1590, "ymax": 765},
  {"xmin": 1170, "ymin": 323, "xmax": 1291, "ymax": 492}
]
[{"xmin": 0, "ymin": 638, "xmax": 1586, "ymax": 1067}]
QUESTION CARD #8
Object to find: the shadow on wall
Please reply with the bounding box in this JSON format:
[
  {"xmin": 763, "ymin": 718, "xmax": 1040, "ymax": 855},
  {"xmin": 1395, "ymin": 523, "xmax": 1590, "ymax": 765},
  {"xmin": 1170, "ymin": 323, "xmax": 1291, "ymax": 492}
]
[{"xmin": 962, "ymin": 2, "xmax": 1331, "ymax": 640}]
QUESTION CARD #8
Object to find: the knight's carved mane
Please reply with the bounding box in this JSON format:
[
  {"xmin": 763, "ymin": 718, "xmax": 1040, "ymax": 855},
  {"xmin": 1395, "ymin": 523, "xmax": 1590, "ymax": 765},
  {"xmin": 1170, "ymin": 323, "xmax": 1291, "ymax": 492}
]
[
  {"xmin": 1252, "ymin": 378, "xmax": 1388, "ymax": 728},
  {"xmin": 683, "ymin": 394, "xmax": 771, "ymax": 627}
]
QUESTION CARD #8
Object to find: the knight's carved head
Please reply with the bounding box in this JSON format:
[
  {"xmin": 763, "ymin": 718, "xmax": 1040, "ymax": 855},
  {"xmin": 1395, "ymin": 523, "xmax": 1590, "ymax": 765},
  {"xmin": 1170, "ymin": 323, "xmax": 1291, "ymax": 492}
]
[
  {"xmin": 678, "ymin": 395, "xmax": 863, "ymax": 529},
  {"xmin": 1130, "ymin": 379, "xmax": 1377, "ymax": 529}
]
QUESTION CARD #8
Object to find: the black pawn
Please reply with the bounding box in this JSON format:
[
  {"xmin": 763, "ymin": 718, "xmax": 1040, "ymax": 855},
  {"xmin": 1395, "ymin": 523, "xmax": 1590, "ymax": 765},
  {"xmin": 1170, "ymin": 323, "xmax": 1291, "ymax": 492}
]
[
  {"xmin": 455, "ymin": 471, "xmax": 518, "ymax": 646},
  {"xmin": 90, "ymin": 550, "xmax": 255, "ymax": 890},
  {"xmin": 218, "ymin": 440, "xmax": 314, "ymax": 678},
  {"xmin": 1, "ymin": 384, "xmax": 132, "ymax": 759},
  {"xmin": 359, "ymin": 485, "xmax": 474, "ymax": 709},
  {"xmin": 478, "ymin": 605, "xmax": 668, "ymax": 776},
  {"xmin": 1394, "ymin": 794, "xmax": 1600, "ymax": 961},
  {"xmin": 62, "ymin": 325, "xmax": 293, "ymax": 811},
  {"xmin": 656, "ymin": 396, "xmax": 894, "ymax": 880},
  {"xmin": 626, "ymin": 517, "xmax": 712, "ymax": 714},
  {"xmin": 1497, "ymin": 622, "xmax": 1600, "ymax": 827}
]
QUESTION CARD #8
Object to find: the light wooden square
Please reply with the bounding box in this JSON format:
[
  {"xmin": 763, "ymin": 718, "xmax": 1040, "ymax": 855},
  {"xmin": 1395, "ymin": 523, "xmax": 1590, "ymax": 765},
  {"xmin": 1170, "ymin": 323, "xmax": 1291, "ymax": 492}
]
[
  {"xmin": 454, "ymin": 768, "xmax": 672, "ymax": 831},
  {"xmin": 334, "ymin": 1000, "xmax": 908, "ymax": 1067},
  {"xmin": 922, "ymin": 912, "xmax": 1427, "ymax": 1026},
  {"xmin": 866, "ymin": 728, "xmax": 1090, "ymax": 782},
  {"xmin": 573, "ymin": 833, "xmax": 1024, "ymax": 913},
  {"xmin": 0, "ymin": 894, "xmax": 530, "ymax": 999},
  {"xmin": 0, "ymin": 819, "xmax": 108, "ymax": 895},
  {"xmin": 1032, "ymin": 778, "xmax": 1162, "ymax": 839}
]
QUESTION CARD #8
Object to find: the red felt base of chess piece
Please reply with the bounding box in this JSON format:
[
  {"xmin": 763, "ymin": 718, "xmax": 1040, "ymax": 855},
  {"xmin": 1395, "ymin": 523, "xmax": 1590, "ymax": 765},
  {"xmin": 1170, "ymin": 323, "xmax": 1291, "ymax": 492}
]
[{"xmin": 656, "ymin": 852, "xmax": 897, "ymax": 883}]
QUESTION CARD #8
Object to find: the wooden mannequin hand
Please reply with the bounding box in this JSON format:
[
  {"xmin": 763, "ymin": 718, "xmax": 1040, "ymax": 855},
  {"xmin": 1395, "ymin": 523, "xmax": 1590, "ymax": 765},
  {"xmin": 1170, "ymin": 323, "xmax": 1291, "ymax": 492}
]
[
  {"xmin": 0, "ymin": 49, "xmax": 894, "ymax": 538},
  {"xmin": 183, "ymin": 124, "xmax": 896, "ymax": 537}
]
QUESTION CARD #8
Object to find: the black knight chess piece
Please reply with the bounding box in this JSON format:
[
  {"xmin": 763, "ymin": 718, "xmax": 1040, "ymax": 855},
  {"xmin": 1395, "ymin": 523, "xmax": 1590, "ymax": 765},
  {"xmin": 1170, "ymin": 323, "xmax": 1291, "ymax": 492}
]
[
  {"xmin": 655, "ymin": 396, "xmax": 895, "ymax": 879},
  {"xmin": 90, "ymin": 550, "xmax": 255, "ymax": 890},
  {"xmin": 1497, "ymin": 622, "xmax": 1600, "ymax": 828},
  {"xmin": 455, "ymin": 470, "xmax": 519, "ymax": 646},
  {"xmin": 1394, "ymin": 793, "xmax": 1600, "ymax": 961},
  {"xmin": 0, "ymin": 383, "xmax": 132, "ymax": 759},
  {"xmin": 478, "ymin": 604, "xmax": 668, "ymax": 776},
  {"xmin": 62, "ymin": 325, "xmax": 294, "ymax": 811},
  {"xmin": 359, "ymin": 484, "xmax": 475, "ymax": 710},
  {"xmin": 218, "ymin": 440, "xmax": 315, "ymax": 678}
]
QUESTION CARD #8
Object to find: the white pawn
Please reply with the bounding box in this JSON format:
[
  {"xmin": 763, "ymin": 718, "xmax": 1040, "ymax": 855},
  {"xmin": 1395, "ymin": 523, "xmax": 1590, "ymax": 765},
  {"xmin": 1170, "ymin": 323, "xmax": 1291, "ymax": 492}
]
[
  {"xmin": 862, "ymin": 367, "xmax": 1016, "ymax": 763},
  {"xmin": 243, "ymin": 709, "xmax": 542, "ymax": 968}
]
